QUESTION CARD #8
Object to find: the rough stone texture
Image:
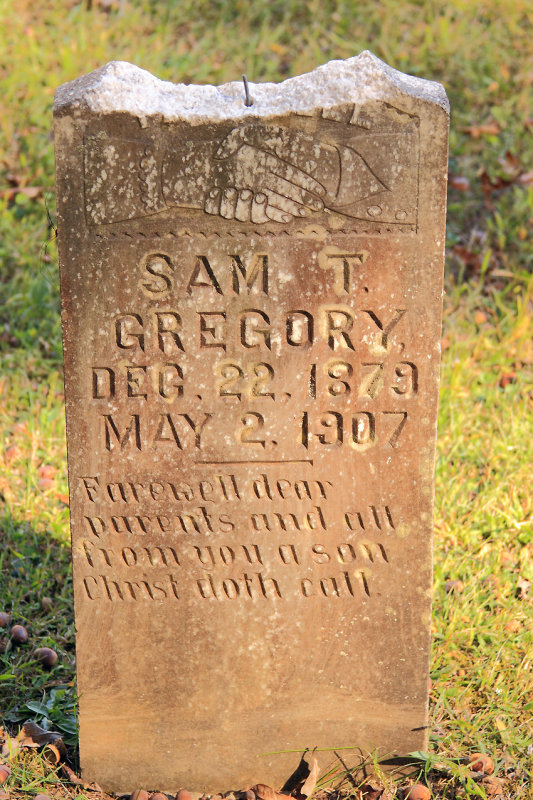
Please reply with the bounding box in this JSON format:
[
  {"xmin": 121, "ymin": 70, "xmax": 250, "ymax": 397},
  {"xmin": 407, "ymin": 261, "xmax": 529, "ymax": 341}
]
[{"xmin": 54, "ymin": 53, "xmax": 449, "ymax": 794}]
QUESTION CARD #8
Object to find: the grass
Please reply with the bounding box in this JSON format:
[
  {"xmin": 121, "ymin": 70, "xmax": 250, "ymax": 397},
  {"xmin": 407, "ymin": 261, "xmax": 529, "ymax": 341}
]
[{"xmin": 0, "ymin": 0, "xmax": 532, "ymax": 797}]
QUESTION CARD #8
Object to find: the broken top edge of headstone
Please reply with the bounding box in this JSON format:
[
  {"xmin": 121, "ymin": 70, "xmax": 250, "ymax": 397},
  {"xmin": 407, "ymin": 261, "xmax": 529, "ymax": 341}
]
[{"xmin": 54, "ymin": 50, "xmax": 449, "ymax": 124}]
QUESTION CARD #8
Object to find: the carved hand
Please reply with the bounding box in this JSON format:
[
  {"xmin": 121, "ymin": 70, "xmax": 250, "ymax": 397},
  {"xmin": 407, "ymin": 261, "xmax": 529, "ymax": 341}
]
[{"xmin": 203, "ymin": 125, "xmax": 336, "ymax": 223}]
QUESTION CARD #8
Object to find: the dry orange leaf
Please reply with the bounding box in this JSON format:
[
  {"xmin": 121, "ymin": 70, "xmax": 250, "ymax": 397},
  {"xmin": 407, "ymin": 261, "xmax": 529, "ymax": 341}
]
[
  {"xmin": 37, "ymin": 464, "xmax": 56, "ymax": 479},
  {"xmin": 252, "ymin": 785, "xmax": 292, "ymax": 800},
  {"xmin": 448, "ymin": 175, "xmax": 470, "ymax": 191},
  {"xmin": 4, "ymin": 446, "xmax": 22, "ymax": 463},
  {"xmin": 463, "ymin": 122, "xmax": 500, "ymax": 138},
  {"xmin": 499, "ymin": 372, "xmax": 516, "ymax": 388},
  {"xmin": 0, "ymin": 186, "xmax": 43, "ymax": 201},
  {"xmin": 252, "ymin": 785, "xmax": 277, "ymax": 800},
  {"xmin": 518, "ymin": 170, "xmax": 533, "ymax": 185},
  {"xmin": 505, "ymin": 619, "xmax": 521, "ymax": 633},
  {"xmin": 60, "ymin": 764, "xmax": 84, "ymax": 785},
  {"xmin": 480, "ymin": 775, "xmax": 505, "ymax": 797}
]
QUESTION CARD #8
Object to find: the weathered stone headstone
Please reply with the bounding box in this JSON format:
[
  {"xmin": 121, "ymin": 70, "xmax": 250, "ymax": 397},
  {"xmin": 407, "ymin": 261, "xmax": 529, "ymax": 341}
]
[{"xmin": 54, "ymin": 53, "xmax": 448, "ymax": 793}]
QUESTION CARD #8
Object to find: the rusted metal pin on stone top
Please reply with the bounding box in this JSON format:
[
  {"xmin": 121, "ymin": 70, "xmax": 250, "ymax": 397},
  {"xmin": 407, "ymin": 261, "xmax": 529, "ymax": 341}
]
[{"xmin": 242, "ymin": 74, "xmax": 253, "ymax": 107}]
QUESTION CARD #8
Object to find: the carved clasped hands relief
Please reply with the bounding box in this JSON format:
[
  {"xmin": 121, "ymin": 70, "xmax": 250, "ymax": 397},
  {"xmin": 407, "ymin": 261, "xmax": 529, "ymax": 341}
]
[
  {"xmin": 84, "ymin": 115, "xmax": 416, "ymax": 226},
  {"xmin": 161, "ymin": 123, "xmax": 387, "ymax": 223}
]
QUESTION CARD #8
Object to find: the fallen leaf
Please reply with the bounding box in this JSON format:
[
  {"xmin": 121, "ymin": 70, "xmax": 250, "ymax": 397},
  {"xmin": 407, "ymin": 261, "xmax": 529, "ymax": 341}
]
[
  {"xmin": 17, "ymin": 721, "xmax": 66, "ymax": 759},
  {"xmin": 359, "ymin": 780, "xmax": 383, "ymax": 799},
  {"xmin": 480, "ymin": 170, "xmax": 513, "ymax": 201},
  {"xmin": 252, "ymin": 785, "xmax": 291, "ymax": 800},
  {"xmin": 499, "ymin": 372, "xmax": 517, "ymax": 388},
  {"xmin": 504, "ymin": 619, "xmax": 521, "ymax": 633},
  {"xmin": 1, "ymin": 735, "xmax": 20, "ymax": 759},
  {"xmin": 518, "ymin": 170, "xmax": 533, "ymax": 185},
  {"xmin": 480, "ymin": 775, "xmax": 505, "ymax": 798},
  {"xmin": 517, "ymin": 577, "xmax": 531, "ymax": 599},
  {"xmin": 37, "ymin": 464, "xmax": 56, "ymax": 479},
  {"xmin": 463, "ymin": 122, "xmax": 500, "ymax": 138},
  {"xmin": 445, "ymin": 579, "xmax": 464, "ymax": 594},
  {"xmin": 252, "ymin": 786, "xmax": 277, "ymax": 800},
  {"xmin": 60, "ymin": 764, "xmax": 84, "ymax": 784},
  {"xmin": 0, "ymin": 186, "xmax": 43, "ymax": 201},
  {"xmin": 4, "ymin": 446, "xmax": 22, "ymax": 463},
  {"xmin": 281, "ymin": 751, "xmax": 317, "ymax": 794},
  {"xmin": 474, "ymin": 310, "xmax": 488, "ymax": 325},
  {"xmin": 498, "ymin": 150, "xmax": 521, "ymax": 177},
  {"xmin": 299, "ymin": 755, "xmax": 319, "ymax": 798},
  {"xmin": 494, "ymin": 717, "xmax": 507, "ymax": 734},
  {"xmin": 452, "ymin": 245, "xmax": 482, "ymax": 272},
  {"xmin": 448, "ymin": 175, "xmax": 470, "ymax": 192}
]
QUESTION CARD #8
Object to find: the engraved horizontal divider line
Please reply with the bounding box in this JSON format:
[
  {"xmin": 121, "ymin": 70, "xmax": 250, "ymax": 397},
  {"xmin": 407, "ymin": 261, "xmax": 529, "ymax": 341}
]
[
  {"xmin": 195, "ymin": 459, "xmax": 314, "ymax": 465},
  {"xmin": 92, "ymin": 223, "xmax": 417, "ymax": 241}
]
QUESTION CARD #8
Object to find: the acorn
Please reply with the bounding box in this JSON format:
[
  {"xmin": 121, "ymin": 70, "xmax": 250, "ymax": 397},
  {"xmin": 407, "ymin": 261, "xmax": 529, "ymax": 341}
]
[
  {"xmin": 150, "ymin": 794, "xmax": 168, "ymax": 800},
  {"xmin": 176, "ymin": 791, "xmax": 193, "ymax": 800},
  {"xmin": 10, "ymin": 624, "xmax": 28, "ymax": 644},
  {"xmin": 0, "ymin": 765, "xmax": 11, "ymax": 784},
  {"xmin": 34, "ymin": 647, "xmax": 58, "ymax": 668},
  {"xmin": 0, "ymin": 613, "xmax": 9, "ymax": 628},
  {"xmin": 404, "ymin": 785, "xmax": 431, "ymax": 800},
  {"xmin": 130, "ymin": 791, "xmax": 150, "ymax": 800},
  {"xmin": 468, "ymin": 753, "xmax": 494, "ymax": 774}
]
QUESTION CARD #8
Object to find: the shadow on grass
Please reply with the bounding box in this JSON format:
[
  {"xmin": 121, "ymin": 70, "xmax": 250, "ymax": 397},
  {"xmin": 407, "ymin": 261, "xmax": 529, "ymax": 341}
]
[{"xmin": 0, "ymin": 509, "xmax": 77, "ymax": 750}]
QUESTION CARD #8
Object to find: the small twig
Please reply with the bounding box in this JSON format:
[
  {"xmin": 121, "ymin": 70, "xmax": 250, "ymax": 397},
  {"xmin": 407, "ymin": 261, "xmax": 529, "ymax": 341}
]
[{"xmin": 333, "ymin": 751, "xmax": 358, "ymax": 788}]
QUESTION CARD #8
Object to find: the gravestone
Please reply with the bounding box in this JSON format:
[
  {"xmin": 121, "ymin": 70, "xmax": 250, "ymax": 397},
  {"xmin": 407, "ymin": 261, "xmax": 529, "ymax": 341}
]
[{"xmin": 54, "ymin": 53, "xmax": 449, "ymax": 793}]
